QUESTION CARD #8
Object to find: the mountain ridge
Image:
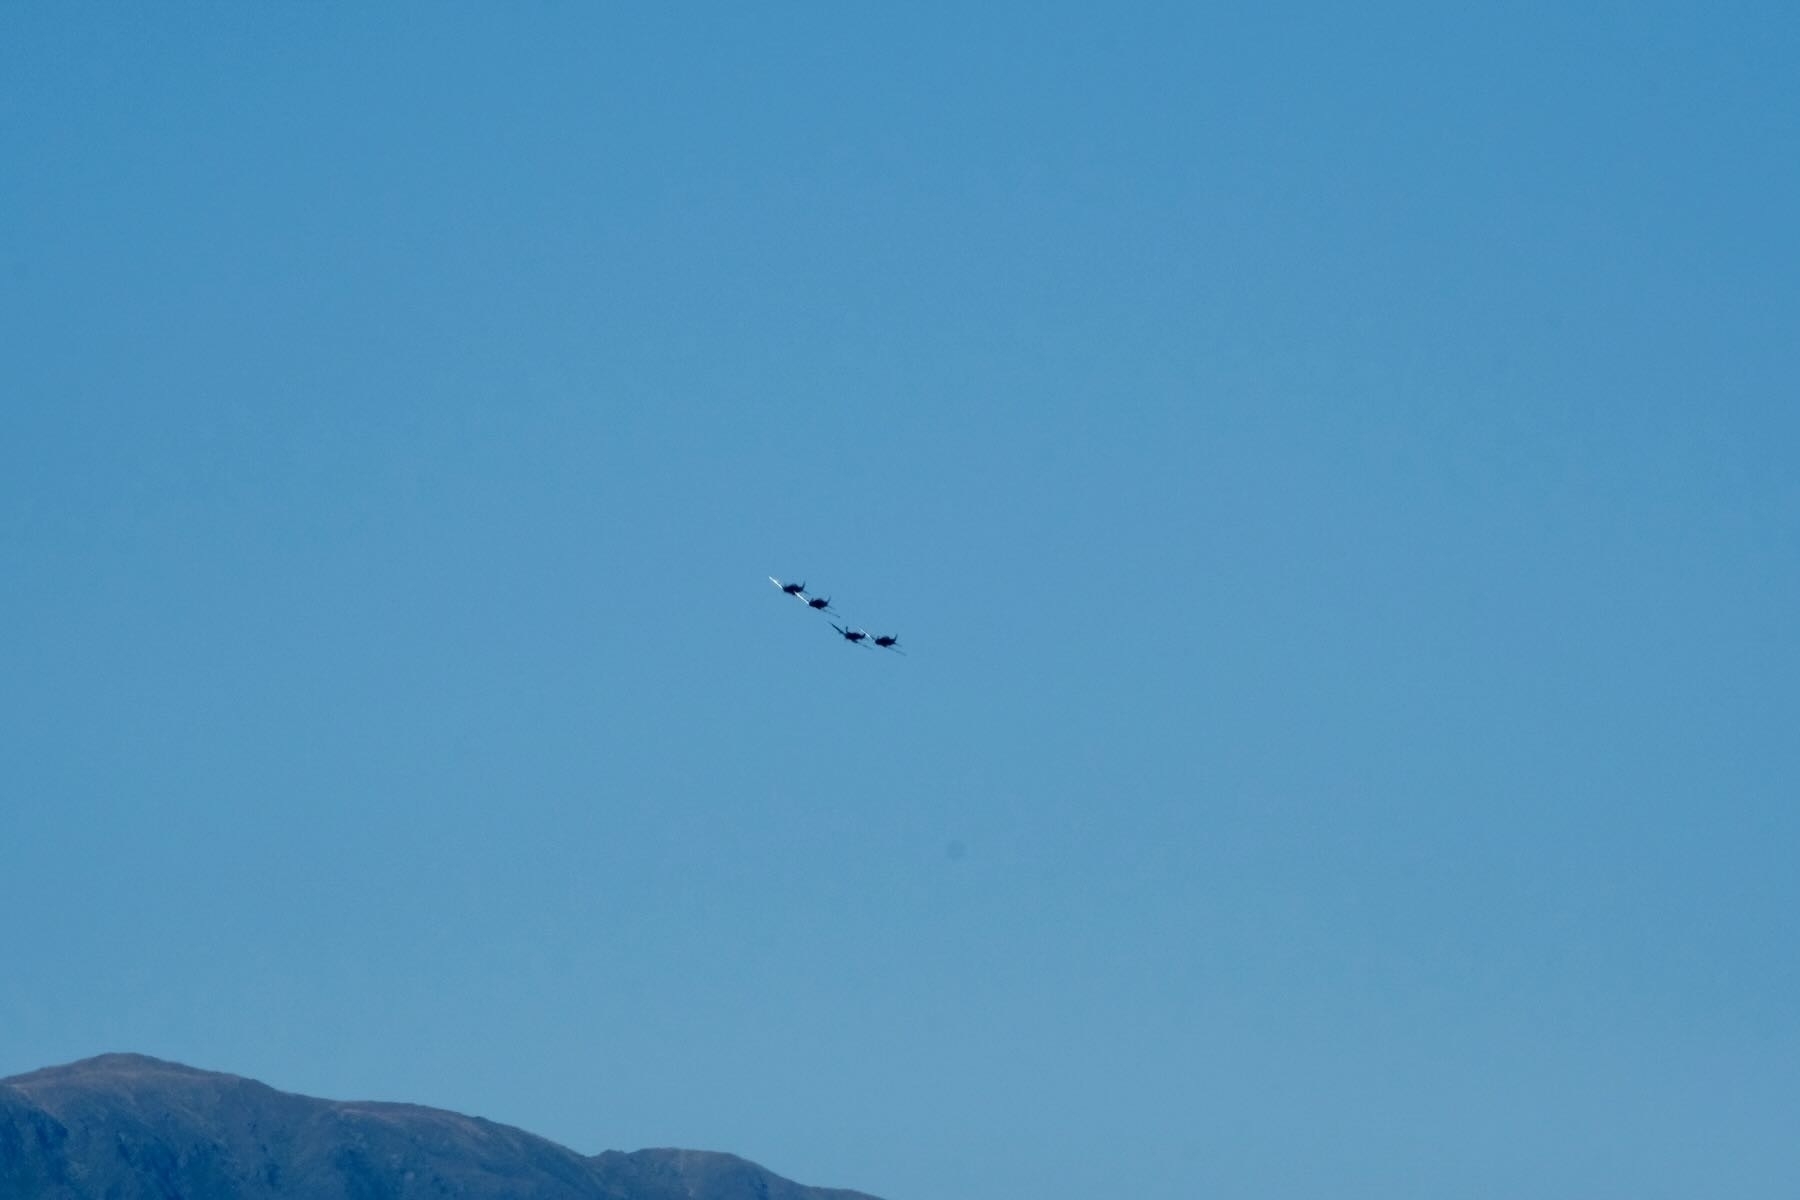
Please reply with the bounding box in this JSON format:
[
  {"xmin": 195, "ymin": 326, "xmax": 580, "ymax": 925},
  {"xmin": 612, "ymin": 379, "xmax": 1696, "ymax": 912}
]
[{"xmin": 1, "ymin": 1053, "xmax": 884, "ymax": 1200}]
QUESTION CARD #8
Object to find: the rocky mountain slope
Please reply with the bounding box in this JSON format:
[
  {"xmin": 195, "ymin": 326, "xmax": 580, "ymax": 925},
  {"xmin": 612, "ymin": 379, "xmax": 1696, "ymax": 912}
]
[{"xmin": 0, "ymin": 1054, "xmax": 882, "ymax": 1200}]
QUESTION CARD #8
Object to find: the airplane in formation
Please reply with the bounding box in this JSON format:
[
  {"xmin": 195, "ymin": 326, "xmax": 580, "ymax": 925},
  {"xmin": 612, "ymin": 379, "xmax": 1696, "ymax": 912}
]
[{"xmin": 771, "ymin": 576, "xmax": 904, "ymax": 655}]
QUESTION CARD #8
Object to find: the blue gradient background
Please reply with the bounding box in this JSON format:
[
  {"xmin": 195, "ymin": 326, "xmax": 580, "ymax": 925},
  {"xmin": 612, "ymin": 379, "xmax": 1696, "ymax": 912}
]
[{"xmin": 3, "ymin": 5, "xmax": 1797, "ymax": 1198}]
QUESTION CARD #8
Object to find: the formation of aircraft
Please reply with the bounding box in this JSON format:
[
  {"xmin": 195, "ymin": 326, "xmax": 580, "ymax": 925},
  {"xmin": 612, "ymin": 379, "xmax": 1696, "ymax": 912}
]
[{"xmin": 770, "ymin": 576, "xmax": 904, "ymax": 654}]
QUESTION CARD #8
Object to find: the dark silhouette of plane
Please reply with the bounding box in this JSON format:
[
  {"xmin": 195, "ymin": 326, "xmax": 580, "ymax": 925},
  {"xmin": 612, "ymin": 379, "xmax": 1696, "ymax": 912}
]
[
  {"xmin": 806, "ymin": 595, "xmax": 835, "ymax": 613},
  {"xmin": 872, "ymin": 634, "xmax": 904, "ymax": 654},
  {"xmin": 769, "ymin": 576, "xmax": 808, "ymax": 598},
  {"xmin": 830, "ymin": 623, "xmax": 870, "ymax": 645}
]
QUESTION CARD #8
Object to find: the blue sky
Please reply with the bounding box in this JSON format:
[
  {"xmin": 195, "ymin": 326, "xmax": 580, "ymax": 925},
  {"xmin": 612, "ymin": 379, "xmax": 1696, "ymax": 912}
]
[{"xmin": 3, "ymin": 5, "xmax": 1797, "ymax": 1197}]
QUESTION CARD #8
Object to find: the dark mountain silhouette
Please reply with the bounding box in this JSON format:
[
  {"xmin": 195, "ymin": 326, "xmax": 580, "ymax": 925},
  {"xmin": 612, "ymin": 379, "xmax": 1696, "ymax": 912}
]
[{"xmin": 0, "ymin": 1054, "xmax": 884, "ymax": 1200}]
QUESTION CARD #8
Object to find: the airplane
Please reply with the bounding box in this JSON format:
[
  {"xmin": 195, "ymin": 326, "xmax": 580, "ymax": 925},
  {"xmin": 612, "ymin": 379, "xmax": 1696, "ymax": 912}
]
[
  {"xmin": 768, "ymin": 576, "xmax": 808, "ymax": 599},
  {"xmin": 872, "ymin": 634, "xmax": 905, "ymax": 654},
  {"xmin": 805, "ymin": 595, "xmax": 836, "ymax": 614},
  {"xmin": 830, "ymin": 623, "xmax": 871, "ymax": 646}
]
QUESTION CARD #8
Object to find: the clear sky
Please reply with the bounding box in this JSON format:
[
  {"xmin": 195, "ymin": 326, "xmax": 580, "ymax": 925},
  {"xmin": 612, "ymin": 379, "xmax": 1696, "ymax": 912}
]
[{"xmin": 3, "ymin": 5, "xmax": 1797, "ymax": 1198}]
